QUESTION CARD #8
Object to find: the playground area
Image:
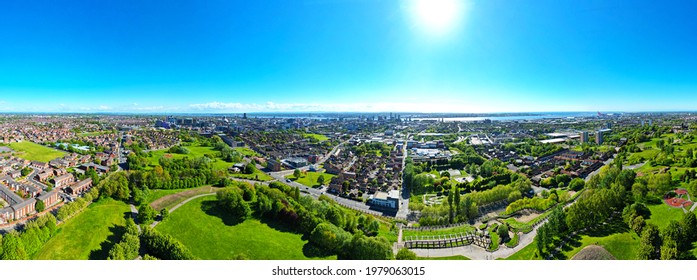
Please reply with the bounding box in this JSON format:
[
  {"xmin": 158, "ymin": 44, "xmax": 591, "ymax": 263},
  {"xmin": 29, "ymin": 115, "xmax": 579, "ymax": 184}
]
[{"xmin": 664, "ymin": 188, "xmax": 695, "ymax": 211}]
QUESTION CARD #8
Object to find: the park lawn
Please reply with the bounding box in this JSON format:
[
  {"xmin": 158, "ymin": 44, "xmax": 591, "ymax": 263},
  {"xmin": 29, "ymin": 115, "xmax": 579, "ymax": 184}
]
[
  {"xmin": 8, "ymin": 141, "xmax": 66, "ymax": 162},
  {"xmin": 156, "ymin": 196, "xmax": 336, "ymax": 260},
  {"xmin": 504, "ymin": 240, "xmax": 542, "ymax": 260},
  {"xmin": 558, "ymin": 231, "xmax": 639, "ymax": 260},
  {"xmin": 149, "ymin": 185, "xmax": 221, "ymax": 211},
  {"xmin": 34, "ymin": 198, "xmax": 130, "ymax": 260},
  {"xmin": 417, "ymin": 255, "xmax": 470, "ymax": 260},
  {"xmin": 286, "ymin": 171, "xmax": 336, "ymax": 188},
  {"xmin": 303, "ymin": 133, "xmax": 329, "ymax": 142},
  {"xmin": 234, "ymin": 147, "xmax": 260, "ymax": 157},
  {"xmin": 646, "ymin": 203, "xmax": 687, "ymax": 230},
  {"xmin": 231, "ymin": 170, "xmax": 273, "ymax": 181},
  {"xmin": 146, "ymin": 144, "xmax": 234, "ymax": 171},
  {"xmin": 628, "ymin": 149, "xmax": 660, "ymax": 164}
]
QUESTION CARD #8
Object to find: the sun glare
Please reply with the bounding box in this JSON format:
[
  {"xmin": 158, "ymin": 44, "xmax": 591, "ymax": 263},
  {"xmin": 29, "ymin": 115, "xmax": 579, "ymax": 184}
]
[{"xmin": 408, "ymin": 0, "xmax": 467, "ymax": 37}]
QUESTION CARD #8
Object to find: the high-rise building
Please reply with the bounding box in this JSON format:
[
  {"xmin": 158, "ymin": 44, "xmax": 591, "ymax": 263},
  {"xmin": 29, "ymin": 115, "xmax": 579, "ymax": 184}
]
[
  {"xmin": 580, "ymin": 131, "xmax": 589, "ymax": 143},
  {"xmin": 596, "ymin": 130, "xmax": 604, "ymax": 145}
]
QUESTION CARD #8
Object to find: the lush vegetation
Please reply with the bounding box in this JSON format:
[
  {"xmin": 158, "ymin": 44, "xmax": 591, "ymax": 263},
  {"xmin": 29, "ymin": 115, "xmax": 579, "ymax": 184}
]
[
  {"xmin": 107, "ymin": 219, "xmax": 140, "ymax": 260},
  {"xmin": 1, "ymin": 214, "xmax": 58, "ymax": 260},
  {"xmin": 141, "ymin": 227, "xmax": 195, "ymax": 260}
]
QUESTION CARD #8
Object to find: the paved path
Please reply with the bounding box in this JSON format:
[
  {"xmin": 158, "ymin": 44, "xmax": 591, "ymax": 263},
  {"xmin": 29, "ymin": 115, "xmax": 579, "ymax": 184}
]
[{"xmin": 129, "ymin": 204, "xmax": 142, "ymax": 232}]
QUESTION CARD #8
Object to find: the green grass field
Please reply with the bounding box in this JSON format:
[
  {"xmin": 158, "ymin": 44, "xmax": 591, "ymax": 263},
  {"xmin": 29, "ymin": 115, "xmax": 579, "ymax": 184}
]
[
  {"xmin": 304, "ymin": 133, "xmax": 329, "ymax": 142},
  {"xmin": 558, "ymin": 231, "xmax": 639, "ymax": 260},
  {"xmin": 34, "ymin": 199, "xmax": 130, "ymax": 260},
  {"xmin": 231, "ymin": 170, "xmax": 273, "ymax": 181},
  {"xmin": 286, "ymin": 171, "xmax": 336, "ymax": 187},
  {"xmin": 156, "ymin": 196, "xmax": 336, "ymax": 260},
  {"xmin": 234, "ymin": 147, "xmax": 260, "ymax": 157},
  {"xmin": 646, "ymin": 203, "xmax": 687, "ymax": 230},
  {"xmin": 504, "ymin": 240, "xmax": 541, "ymax": 260},
  {"xmin": 146, "ymin": 144, "xmax": 234, "ymax": 171},
  {"xmin": 7, "ymin": 141, "xmax": 66, "ymax": 162}
]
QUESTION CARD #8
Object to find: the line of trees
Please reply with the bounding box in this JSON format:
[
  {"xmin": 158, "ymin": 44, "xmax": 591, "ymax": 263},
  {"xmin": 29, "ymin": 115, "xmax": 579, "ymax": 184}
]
[
  {"xmin": 0, "ymin": 214, "xmax": 58, "ymax": 260},
  {"xmin": 140, "ymin": 227, "xmax": 195, "ymax": 260}
]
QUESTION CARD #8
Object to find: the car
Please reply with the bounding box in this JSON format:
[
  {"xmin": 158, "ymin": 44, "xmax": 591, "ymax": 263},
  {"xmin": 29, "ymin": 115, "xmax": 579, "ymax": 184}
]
[{"xmin": 286, "ymin": 179, "xmax": 292, "ymax": 183}]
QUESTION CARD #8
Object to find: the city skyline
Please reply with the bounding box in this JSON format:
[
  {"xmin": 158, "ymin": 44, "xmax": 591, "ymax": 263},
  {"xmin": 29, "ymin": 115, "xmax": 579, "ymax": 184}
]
[{"xmin": 1, "ymin": 0, "xmax": 696, "ymax": 113}]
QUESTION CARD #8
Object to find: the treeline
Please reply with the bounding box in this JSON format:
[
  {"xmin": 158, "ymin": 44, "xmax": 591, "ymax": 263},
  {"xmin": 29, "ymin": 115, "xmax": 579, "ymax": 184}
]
[
  {"xmin": 0, "ymin": 214, "xmax": 58, "ymax": 260},
  {"xmin": 214, "ymin": 180, "xmax": 393, "ymax": 259}
]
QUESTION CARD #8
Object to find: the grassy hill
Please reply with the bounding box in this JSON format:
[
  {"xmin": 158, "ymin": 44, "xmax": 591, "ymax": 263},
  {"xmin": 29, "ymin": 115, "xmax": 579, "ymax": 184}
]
[{"xmin": 156, "ymin": 195, "xmax": 336, "ymax": 260}]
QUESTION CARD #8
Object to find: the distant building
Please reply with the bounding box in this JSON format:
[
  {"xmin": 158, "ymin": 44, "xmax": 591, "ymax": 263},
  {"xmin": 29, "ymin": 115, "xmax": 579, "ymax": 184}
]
[
  {"xmin": 267, "ymin": 159, "xmax": 282, "ymax": 172},
  {"xmin": 286, "ymin": 158, "xmax": 309, "ymax": 169},
  {"xmin": 580, "ymin": 131, "xmax": 589, "ymax": 143},
  {"xmin": 369, "ymin": 190, "xmax": 400, "ymax": 209},
  {"xmin": 596, "ymin": 130, "xmax": 604, "ymax": 145}
]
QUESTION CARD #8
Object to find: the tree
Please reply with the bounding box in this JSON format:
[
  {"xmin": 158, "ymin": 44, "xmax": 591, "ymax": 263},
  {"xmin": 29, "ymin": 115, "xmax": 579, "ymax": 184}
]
[
  {"xmin": 637, "ymin": 224, "xmax": 661, "ymax": 260},
  {"xmin": 294, "ymin": 169, "xmax": 302, "ymax": 179},
  {"xmin": 317, "ymin": 175, "xmax": 326, "ymax": 186},
  {"xmin": 35, "ymin": 200, "xmax": 46, "ymax": 213},
  {"xmin": 309, "ymin": 222, "xmax": 351, "ymax": 254},
  {"xmin": 682, "ymin": 212, "xmax": 697, "ymax": 243},
  {"xmin": 630, "ymin": 215, "xmax": 646, "ymax": 235},
  {"xmin": 395, "ymin": 248, "xmax": 417, "ymax": 260},
  {"xmin": 1, "ymin": 233, "xmax": 27, "ymax": 260},
  {"xmin": 497, "ymin": 223, "xmax": 510, "ymax": 242},
  {"xmin": 660, "ymin": 221, "xmax": 684, "ymax": 260},
  {"xmin": 216, "ymin": 187, "xmax": 251, "ymax": 221},
  {"xmin": 160, "ymin": 208, "xmax": 169, "ymax": 221},
  {"xmin": 244, "ymin": 163, "xmax": 256, "ymax": 175},
  {"xmin": 138, "ymin": 204, "xmax": 157, "ymax": 225}
]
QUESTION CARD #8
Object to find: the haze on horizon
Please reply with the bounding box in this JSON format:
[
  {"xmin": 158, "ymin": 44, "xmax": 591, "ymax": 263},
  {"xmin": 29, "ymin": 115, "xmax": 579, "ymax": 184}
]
[{"xmin": 1, "ymin": 0, "xmax": 696, "ymax": 114}]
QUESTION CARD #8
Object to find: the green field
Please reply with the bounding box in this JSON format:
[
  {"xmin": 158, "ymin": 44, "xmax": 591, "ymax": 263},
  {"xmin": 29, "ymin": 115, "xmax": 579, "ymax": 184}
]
[
  {"xmin": 7, "ymin": 141, "xmax": 66, "ymax": 162},
  {"xmin": 286, "ymin": 171, "xmax": 336, "ymax": 188},
  {"xmin": 156, "ymin": 196, "xmax": 336, "ymax": 260},
  {"xmin": 558, "ymin": 231, "xmax": 639, "ymax": 260},
  {"xmin": 304, "ymin": 133, "xmax": 329, "ymax": 142},
  {"xmin": 234, "ymin": 147, "xmax": 260, "ymax": 157},
  {"xmin": 504, "ymin": 240, "xmax": 541, "ymax": 260},
  {"xmin": 146, "ymin": 143, "xmax": 234, "ymax": 171},
  {"xmin": 35, "ymin": 199, "xmax": 131, "ymax": 260},
  {"xmin": 646, "ymin": 203, "xmax": 688, "ymax": 230},
  {"xmin": 231, "ymin": 170, "xmax": 273, "ymax": 181}
]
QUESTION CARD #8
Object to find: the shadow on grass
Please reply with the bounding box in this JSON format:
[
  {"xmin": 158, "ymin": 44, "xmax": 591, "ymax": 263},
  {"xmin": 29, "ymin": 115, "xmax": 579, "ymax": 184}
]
[
  {"xmin": 584, "ymin": 219, "xmax": 629, "ymax": 237},
  {"xmin": 302, "ymin": 242, "xmax": 334, "ymax": 258},
  {"xmin": 201, "ymin": 200, "xmax": 245, "ymax": 226},
  {"xmin": 89, "ymin": 224, "xmax": 127, "ymax": 260}
]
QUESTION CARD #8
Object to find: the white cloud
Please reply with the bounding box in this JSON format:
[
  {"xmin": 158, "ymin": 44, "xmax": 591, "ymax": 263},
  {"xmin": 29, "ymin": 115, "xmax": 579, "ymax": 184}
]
[{"xmin": 98, "ymin": 105, "xmax": 111, "ymax": 110}]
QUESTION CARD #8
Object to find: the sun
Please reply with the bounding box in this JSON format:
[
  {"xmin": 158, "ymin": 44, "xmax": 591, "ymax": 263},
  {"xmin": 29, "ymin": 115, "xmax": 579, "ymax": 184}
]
[{"xmin": 407, "ymin": 0, "xmax": 467, "ymax": 37}]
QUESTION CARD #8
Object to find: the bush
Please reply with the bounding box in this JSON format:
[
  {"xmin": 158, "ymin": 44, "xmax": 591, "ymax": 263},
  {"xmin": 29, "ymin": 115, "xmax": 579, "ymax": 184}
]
[
  {"xmin": 396, "ymin": 248, "xmax": 417, "ymax": 260},
  {"xmin": 140, "ymin": 227, "xmax": 195, "ymax": 260}
]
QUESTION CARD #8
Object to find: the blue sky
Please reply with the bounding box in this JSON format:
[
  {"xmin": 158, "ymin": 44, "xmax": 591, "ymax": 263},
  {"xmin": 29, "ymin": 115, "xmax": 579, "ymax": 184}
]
[{"xmin": 0, "ymin": 0, "xmax": 696, "ymax": 113}]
